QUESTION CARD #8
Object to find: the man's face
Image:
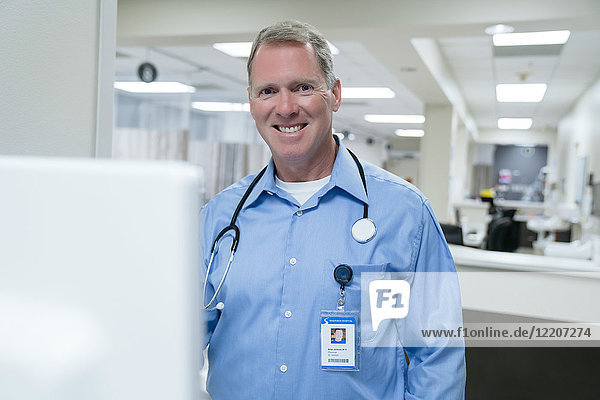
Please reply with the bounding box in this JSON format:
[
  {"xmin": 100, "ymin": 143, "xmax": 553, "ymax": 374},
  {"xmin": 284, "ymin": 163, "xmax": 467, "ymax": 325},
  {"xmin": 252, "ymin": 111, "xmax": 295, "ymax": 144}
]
[
  {"xmin": 248, "ymin": 42, "xmax": 341, "ymax": 174},
  {"xmin": 334, "ymin": 329, "xmax": 343, "ymax": 342}
]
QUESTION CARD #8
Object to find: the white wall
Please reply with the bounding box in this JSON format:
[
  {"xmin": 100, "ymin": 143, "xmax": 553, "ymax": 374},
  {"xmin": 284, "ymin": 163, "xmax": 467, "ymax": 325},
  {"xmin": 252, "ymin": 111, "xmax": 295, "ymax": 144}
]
[
  {"xmin": 476, "ymin": 129, "xmax": 556, "ymax": 146},
  {"xmin": 449, "ymin": 123, "xmax": 470, "ymax": 219},
  {"xmin": 0, "ymin": 0, "xmax": 116, "ymax": 157},
  {"xmin": 385, "ymin": 136, "xmax": 420, "ymax": 184},
  {"xmin": 343, "ymin": 137, "xmax": 387, "ymax": 168},
  {"xmin": 472, "ymin": 143, "xmax": 495, "ymax": 164},
  {"xmin": 419, "ymin": 104, "xmax": 455, "ymax": 223},
  {"xmin": 557, "ymin": 77, "xmax": 600, "ymax": 203},
  {"xmin": 386, "ymin": 157, "xmax": 420, "ymax": 184}
]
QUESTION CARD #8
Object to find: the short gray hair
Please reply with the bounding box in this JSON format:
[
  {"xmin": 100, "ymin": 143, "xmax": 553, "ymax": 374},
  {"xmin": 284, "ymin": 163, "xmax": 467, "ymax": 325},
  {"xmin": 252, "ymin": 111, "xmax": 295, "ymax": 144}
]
[{"xmin": 247, "ymin": 20, "xmax": 335, "ymax": 90}]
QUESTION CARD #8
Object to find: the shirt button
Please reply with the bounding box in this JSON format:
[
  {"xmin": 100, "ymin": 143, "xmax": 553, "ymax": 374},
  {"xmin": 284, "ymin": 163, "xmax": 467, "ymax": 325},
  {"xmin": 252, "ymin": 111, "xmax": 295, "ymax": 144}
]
[
  {"xmin": 289, "ymin": 257, "xmax": 297, "ymax": 265},
  {"xmin": 266, "ymin": 191, "xmax": 273, "ymax": 195},
  {"xmin": 280, "ymin": 364, "xmax": 288, "ymax": 373},
  {"xmin": 296, "ymin": 210, "xmax": 303, "ymax": 216},
  {"xmin": 284, "ymin": 310, "xmax": 292, "ymax": 318}
]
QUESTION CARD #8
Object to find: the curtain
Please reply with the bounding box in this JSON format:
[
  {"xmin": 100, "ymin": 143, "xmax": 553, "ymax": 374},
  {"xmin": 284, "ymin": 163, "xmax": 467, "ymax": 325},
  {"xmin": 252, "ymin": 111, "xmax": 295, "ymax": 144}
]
[
  {"xmin": 188, "ymin": 140, "xmax": 270, "ymax": 203},
  {"xmin": 471, "ymin": 164, "xmax": 493, "ymax": 197},
  {"xmin": 112, "ymin": 128, "xmax": 189, "ymax": 160}
]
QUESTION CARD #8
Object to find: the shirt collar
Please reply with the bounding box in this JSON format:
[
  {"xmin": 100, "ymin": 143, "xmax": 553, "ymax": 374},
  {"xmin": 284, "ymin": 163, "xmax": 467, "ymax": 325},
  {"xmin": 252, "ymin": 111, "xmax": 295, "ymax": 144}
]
[
  {"xmin": 242, "ymin": 158, "xmax": 278, "ymax": 210},
  {"xmin": 242, "ymin": 138, "xmax": 369, "ymax": 210},
  {"xmin": 330, "ymin": 140, "xmax": 369, "ymax": 205}
]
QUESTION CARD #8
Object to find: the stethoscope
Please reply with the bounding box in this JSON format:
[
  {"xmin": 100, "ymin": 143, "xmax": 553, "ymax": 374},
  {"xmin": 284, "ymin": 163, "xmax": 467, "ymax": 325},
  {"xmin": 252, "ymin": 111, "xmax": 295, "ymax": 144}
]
[{"xmin": 202, "ymin": 147, "xmax": 376, "ymax": 311}]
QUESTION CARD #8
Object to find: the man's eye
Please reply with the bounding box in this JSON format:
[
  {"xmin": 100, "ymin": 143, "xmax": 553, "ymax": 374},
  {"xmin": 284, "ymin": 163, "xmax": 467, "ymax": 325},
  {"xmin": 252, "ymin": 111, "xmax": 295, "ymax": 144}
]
[
  {"xmin": 261, "ymin": 88, "xmax": 273, "ymax": 95},
  {"xmin": 300, "ymin": 84, "xmax": 311, "ymax": 91}
]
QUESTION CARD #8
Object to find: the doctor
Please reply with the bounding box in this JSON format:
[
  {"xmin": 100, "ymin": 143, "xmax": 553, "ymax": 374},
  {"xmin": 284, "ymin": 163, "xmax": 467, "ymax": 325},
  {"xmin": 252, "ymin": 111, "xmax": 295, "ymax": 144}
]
[{"xmin": 200, "ymin": 20, "xmax": 465, "ymax": 399}]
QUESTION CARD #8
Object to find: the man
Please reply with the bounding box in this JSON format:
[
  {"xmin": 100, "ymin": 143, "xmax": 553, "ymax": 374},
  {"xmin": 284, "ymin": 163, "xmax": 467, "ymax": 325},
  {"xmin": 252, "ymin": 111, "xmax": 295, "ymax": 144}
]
[{"xmin": 201, "ymin": 20, "xmax": 465, "ymax": 399}]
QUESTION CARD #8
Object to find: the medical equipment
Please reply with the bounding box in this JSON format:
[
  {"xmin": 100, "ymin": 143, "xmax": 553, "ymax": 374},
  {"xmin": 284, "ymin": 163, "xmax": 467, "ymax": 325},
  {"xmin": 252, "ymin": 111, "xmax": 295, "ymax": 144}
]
[{"xmin": 202, "ymin": 147, "xmax": 374, "ymax": 311}]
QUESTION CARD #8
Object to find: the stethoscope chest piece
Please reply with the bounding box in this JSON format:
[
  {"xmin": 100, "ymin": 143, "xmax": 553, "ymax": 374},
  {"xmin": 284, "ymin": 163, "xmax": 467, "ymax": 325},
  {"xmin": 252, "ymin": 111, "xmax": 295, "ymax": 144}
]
[{"xmin": 351, "ymin": 218, "xmax": 376, "ymax": 243}]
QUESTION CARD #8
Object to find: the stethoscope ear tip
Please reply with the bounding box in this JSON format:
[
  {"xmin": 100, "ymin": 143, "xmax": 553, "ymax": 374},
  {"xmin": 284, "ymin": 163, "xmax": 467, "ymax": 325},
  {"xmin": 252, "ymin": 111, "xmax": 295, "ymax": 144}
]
[{"xmin": 216, "ymin": 302, "xmax": 225, "ymax": 310}]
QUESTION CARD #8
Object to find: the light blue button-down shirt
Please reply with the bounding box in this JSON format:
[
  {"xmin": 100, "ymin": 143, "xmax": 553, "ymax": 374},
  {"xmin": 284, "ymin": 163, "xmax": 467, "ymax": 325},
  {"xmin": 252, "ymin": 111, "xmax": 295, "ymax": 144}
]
[{"xmin": 200, "ymin": 141, "xmax": 466, "ymax": 399}]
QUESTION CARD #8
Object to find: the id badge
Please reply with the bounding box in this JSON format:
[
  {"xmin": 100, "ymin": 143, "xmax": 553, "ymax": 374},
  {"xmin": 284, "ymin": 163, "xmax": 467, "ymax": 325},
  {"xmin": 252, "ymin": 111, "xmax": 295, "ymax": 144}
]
[{"xmin": 320, "ymin": 311, "xmax": 360, "ymax": 371}]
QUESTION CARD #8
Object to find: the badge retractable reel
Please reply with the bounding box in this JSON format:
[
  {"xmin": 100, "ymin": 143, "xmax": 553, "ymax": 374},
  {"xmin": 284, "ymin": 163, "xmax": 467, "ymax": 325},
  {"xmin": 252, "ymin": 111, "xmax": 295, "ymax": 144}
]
[{"xmin": 334, "ymin": 264, "xmax": 353, "ymax": 311}]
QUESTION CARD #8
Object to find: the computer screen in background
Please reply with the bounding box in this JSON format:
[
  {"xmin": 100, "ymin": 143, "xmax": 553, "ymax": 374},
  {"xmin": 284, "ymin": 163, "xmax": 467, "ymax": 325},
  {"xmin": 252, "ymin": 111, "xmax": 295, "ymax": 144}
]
[{"xmin": 0, "ymin": 157, "xmax": 206, "ymax": 400}]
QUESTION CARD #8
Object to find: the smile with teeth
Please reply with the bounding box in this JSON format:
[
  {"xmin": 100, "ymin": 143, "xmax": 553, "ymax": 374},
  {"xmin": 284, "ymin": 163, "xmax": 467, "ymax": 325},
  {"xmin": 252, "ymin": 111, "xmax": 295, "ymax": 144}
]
[{"xmin": 275, "ymin": 124, "xmax": 307, "ymax": 133}]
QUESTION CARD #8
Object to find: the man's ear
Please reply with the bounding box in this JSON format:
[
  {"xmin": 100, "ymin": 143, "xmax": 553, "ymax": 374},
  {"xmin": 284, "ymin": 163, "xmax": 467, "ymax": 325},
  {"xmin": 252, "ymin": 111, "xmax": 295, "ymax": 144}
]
[{"xmin": 331, "ymin": 78, "xmax": 342, "ymax": 112}]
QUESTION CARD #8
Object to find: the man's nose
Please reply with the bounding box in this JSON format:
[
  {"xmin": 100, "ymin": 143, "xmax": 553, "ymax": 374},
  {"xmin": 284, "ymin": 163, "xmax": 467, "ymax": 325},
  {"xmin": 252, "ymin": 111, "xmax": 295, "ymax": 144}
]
[{"xmin": 275, "ymin": 90, "xmax": 298, "ymax": 117}]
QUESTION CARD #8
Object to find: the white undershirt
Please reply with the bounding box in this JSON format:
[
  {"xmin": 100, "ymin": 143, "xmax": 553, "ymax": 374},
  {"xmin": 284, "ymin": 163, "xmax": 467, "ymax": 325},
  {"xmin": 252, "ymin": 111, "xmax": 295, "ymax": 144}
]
[{"xmin": 275, "ymin": 175, "xmax": 331, "ymax": 205}]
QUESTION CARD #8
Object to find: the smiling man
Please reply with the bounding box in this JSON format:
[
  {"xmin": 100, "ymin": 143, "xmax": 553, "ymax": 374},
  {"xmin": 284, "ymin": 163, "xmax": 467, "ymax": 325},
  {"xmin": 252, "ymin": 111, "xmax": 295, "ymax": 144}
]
[
  {"xmin": 200, "ymin": 20, "xmax": 465, "ymax": 399},
  {"xmin": 247, "ymin": 38, "xmax": 340, "ymax": 181}
]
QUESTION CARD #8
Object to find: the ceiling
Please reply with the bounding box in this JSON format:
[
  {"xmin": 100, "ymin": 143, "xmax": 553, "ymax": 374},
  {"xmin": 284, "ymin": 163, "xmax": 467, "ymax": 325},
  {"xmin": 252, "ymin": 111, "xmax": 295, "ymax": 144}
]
[{"xmin": 115, "ymin": 0, "xmax": 600, "ymax": 142}]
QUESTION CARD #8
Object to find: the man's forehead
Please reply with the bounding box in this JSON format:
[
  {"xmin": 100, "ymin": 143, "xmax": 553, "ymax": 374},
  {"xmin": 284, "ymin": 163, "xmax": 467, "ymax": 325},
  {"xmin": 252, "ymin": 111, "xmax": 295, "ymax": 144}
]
[
  {"xmin": 250, "ymin": 41, "xmax": 326, "ymax": 86},
  {"xmin": 252, "ymin": 41, "xmax": 316, "ymax": 64}
]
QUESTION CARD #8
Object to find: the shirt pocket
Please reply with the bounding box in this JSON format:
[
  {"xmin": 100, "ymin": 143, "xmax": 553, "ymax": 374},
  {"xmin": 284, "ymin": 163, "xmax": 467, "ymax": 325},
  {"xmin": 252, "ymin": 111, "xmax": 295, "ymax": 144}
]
[{"xmin": 321, "ymin": 261, "xmax": 388, "ymax": 343}]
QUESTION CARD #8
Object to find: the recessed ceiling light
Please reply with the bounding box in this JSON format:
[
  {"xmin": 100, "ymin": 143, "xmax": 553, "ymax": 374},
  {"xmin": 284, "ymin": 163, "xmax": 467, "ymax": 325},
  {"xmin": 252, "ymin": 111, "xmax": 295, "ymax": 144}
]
[
  {"xmin": 498, "ymin": 118, "xmax": 533, "ymax": 130},
  {"xmin": 191, "ymin": 102, "xmax": 250, "ymax": 112},
  {"xmin": 395, "ymin": 129, "xmax": 424, "ymax": 137},
  {"xmin": 493, "ymin": 30, "xmax": 570, "ymax": 46},
  {"xmin": 485, "ymin": 24, "xmax": 515, "ymax": 35},
  {"xmin": 342, "ymin": 87, "xmax": 395, "ymax": 99},
  {"xmin": 364, "ymin": 114, "xmax": 425, "ymax": 124},
  {"xmin": 496, "ymin": 83, "xmax": 547, "ymax": 102},
  {"xmin": 213, "ymin": 41, "xmax": 340, "ymax": 58},
  {"xmin": 114, "ymin": 82, "xmax": 196, "ymax": 94}
]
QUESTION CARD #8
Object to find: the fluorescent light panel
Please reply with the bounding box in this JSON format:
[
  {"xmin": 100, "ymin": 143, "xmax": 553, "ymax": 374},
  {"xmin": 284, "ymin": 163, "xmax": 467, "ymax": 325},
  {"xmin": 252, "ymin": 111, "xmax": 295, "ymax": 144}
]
[
  {"xmin": 485, "ymin": 24, "xmax": 514, "ymax": 35},
  {"xmin": 498, "ymin": 118, "xmax": 533, "ymax": 130},
  {"xmin": 212, "ymin": 42, "xmax": 253, "ymax": 58},
  {"xmin": 327, "ymin": 41, "xmax": 340, "ymax": 55},
  {"xmin": 114, "ymin": 82, "xmax": 195, "ymax": 94},
  {"xmin": 493, "ymin": 30, "xmax": 570, "ymax": 46},
  {"xmin": 395, "ymin": 129, "xmax": 424, "ymax": 137},
  {"xmin": 496, "ymin": 83, "xmax": 547, "ymax": 102},
  {"xmin": 192, "ymin": 102, "xmax": 250, "ymax": 112},
  {"xmin": 342, "ymin": 87, "xmax": 395, "ymax": 99},
  {"xmin": 364, "ymin": 114, "xmax": 425, "ymax": 124},
  {"xmin": 213, "ymin": 41, "xmax": 340, "ymax": 57}
]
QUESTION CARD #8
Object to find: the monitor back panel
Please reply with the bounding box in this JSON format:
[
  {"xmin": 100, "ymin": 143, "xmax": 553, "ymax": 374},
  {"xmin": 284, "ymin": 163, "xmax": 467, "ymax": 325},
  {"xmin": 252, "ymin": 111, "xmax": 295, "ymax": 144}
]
[{"xmin": 0, "ymin": 157, "xmax": 203, "ymax": 400}]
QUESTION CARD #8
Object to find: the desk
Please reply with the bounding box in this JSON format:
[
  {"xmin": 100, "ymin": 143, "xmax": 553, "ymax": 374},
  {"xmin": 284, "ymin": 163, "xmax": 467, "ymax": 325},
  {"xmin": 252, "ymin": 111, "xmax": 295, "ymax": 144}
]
[
  {"xmin": 493, "ymin": 199, "xmax": 545, "ymax": 213},
  {"xmin": 450, "ymin": 244, "xmax": 600, "ymax": 322}
]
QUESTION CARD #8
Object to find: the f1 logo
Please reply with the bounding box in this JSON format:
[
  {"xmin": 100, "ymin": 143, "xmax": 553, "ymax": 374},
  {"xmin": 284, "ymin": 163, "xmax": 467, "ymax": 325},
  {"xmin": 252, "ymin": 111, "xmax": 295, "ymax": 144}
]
[{"xmin": 369, "ymin": 280, "xmax": 410, "ymax": 331}]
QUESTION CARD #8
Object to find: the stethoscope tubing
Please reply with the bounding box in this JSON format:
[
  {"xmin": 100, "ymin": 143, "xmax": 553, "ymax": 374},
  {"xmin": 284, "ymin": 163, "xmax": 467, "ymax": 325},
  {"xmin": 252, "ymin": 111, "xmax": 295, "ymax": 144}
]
[
  {"xmin": 202, "ymin": 147, "xmax": 369, "ymax": 310},
  {"xmin": 202, "ymin": 168, "xmax": 266, "ymax": 310}
]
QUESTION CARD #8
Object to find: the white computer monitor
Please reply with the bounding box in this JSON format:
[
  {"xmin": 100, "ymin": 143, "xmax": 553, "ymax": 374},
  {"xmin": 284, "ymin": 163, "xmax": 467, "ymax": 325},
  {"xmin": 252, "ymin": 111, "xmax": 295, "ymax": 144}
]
[{"xmin": 0, "ymin": 156, "xmax": 205, "ymax": 399}]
